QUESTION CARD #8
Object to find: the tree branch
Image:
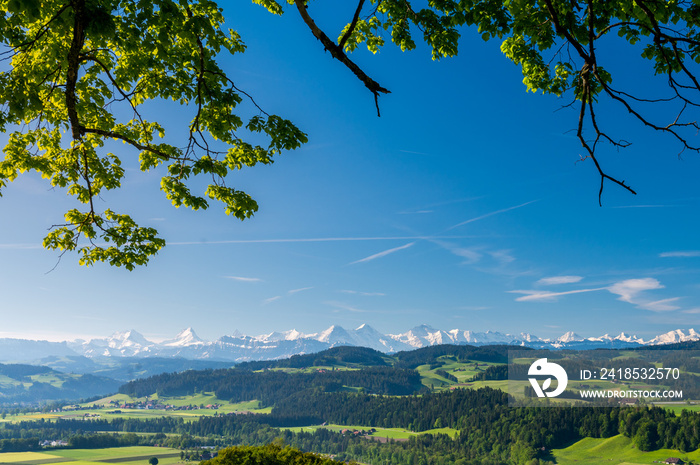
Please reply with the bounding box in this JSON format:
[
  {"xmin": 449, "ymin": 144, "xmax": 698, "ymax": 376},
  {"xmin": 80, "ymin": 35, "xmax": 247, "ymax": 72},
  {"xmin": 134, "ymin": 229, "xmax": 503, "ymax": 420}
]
[
  {"xmin": 65, "ymin": 0, "xmax": 86, "ymax": 140},
  {"xmin": 80, "ymin": 127, "xmax": 174, "ymax": 161},
  {"xmin": 293, "ymin": 0, "xmax": 390, "ymax": 116},
  {"xmin": 339, "ymin": 0, "xmax": 366, "ymax": 51}
]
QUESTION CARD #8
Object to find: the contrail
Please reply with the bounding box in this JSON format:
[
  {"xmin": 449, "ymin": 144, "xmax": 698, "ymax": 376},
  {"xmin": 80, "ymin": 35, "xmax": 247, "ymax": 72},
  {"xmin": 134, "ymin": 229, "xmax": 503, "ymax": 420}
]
[
  {"xmin": 447, "ymin": 200, "xmax": 537, "ymax": 231},
  {"xmin": 349, "ymin": 242, "xmax": 416, "ymax": 265}
]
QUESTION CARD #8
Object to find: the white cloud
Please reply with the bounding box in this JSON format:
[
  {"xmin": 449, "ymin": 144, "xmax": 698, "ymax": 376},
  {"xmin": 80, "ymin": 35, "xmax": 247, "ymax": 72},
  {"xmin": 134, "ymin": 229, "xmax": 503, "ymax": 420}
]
[
  {"xmin": 510, "ymin": 288, "xmax": 605, "ymax": 302},
  {"xmin": 607, "ymin": 278, "xmax": 664, "ymax": 304},
  {"xmin": 660, "ymin": 251, "xmax": 700, "ymax": 258},
  {"xmin": 606, "ymin": 278, "xmax": 683, "ymax": 312},
  {"xmin": 536, "ymin": 276, "xmax": 583, "ymax": 286},
  {"xmin": 349, "ymin": 242, "xmax": 415, "ymax": 265},
  {"xmin": 263, "ymin": 296, "xmax": 282, "ymax": 304},
  {"xmin": 225, "ymin": 276, "xmax": 262, "ymax": 283},
  {"xmin": 513, "ymin": 276, "xmax": 683, "ymax": 313}
]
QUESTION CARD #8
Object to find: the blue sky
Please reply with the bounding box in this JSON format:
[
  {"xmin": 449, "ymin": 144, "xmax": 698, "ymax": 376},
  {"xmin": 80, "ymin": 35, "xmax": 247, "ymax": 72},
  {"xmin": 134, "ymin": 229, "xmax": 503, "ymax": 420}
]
[{"xmin": 1, "ymin": 2, "xmax": 700, "ymax": 343}]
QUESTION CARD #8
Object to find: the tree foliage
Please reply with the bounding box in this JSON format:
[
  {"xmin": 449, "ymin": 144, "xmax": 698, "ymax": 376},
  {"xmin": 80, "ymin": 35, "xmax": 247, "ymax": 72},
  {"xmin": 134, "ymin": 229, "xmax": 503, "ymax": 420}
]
[
  {"xmin": 0, "ymin": 0, "xmax": 306, "ymax": 269},
  {"xmin": 1, "ymin": 0, "xmax": 699, "ymax": 268}
]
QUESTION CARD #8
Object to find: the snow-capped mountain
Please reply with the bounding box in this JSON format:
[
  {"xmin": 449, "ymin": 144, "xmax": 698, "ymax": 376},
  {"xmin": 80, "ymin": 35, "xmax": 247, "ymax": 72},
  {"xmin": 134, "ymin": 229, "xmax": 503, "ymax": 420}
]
[
  {"xmin": 648, "ymin": 328, "xmax": 700, "ymax": 345},
  {"xmin": 557, "ymin": 331, "xmax": 584, "ymax": 343},
  {"xmin": 352, "ymin": 323, "xmax": 408, "ymax": 352},
  {"xmin": 161, "ymin": 327, "xmax": 205, "ymax": 347},
  {"xmin": 315, "ymin": 325, "xmax": 355, "ymax": 345},
  {"xmin": 68, "ymin": 329, "xmax": 156, "ymax": 357},
  {"xmin": 4, "ymin": 325, "xmax": 700, "ymax": 366}
]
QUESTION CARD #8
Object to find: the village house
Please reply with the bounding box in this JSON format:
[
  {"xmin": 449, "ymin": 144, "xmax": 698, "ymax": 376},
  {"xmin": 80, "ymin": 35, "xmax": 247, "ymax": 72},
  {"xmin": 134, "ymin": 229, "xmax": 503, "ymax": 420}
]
[{"xmin": 664, "ymin": 458, "xmax": 685, "ymax": 465}]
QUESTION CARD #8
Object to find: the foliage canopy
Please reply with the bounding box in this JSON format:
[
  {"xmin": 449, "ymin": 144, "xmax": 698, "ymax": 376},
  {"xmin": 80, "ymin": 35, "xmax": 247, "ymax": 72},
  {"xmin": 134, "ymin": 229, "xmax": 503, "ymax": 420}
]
[
  {"xmin": 0, "ymin": 0, "xmax": 307, "ymax": 269},
  {"xmin": 0, "ymin": 0, "xmax": 698, "ymax": 268}
]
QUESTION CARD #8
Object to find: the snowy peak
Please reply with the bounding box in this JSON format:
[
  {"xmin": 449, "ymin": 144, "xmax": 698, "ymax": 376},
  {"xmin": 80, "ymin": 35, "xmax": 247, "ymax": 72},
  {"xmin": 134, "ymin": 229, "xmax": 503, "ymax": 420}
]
[
  {"xmin": 162, "ymin": 328, "xmax": 205, "ymax": 347},
  {"xmin": 389, "ymin": 324, "xmax": 454, "ymax": 347},
  {"xmin": 649, "ymin": 328, "xmax": 700, "ymax": 345},
  {"xmin": 557, "ymin": 331, "xmax": 584, "ymax": 343},
  {"xmin": 315, "ymin": 325, "xmax": 354, "ymax": 345},
  {"xmin": 5, "ymin": 326, "xmax": 700, "ymax": 365},
  {"xmin": 109, "ymin": 330, "xmax": 151, "ymax": 348},
  {"xmin": 261, "ymin": 329, "xmax": 306, "ymax": 342},
  {"xmin": 614, "ymin": 332, "xmax": 645, "ymax": 344}
]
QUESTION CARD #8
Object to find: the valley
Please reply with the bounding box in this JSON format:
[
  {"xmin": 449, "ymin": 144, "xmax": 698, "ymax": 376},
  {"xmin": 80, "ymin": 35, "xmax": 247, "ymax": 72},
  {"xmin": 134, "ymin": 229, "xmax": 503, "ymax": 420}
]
[{"xmin": 1, "ymin": 344, "xmax": 700, "ymax": 464}]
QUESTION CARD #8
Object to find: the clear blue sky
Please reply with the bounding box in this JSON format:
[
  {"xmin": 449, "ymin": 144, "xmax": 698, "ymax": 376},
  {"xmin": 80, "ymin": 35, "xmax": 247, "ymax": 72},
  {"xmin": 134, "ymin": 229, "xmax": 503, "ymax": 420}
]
[{"xmin": 1, "ymin": 2, "xmax": 699, "ymax": 343}]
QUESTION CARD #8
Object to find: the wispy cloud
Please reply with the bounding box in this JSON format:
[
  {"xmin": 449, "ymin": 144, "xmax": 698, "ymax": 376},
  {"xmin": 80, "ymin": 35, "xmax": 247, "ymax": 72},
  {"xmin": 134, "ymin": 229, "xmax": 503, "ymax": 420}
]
[
  {"xmin": 324, "ymin": 301, "xmax": 368, "ymax": 313},
  {"xmin": 608, "ymin": 278, "xmax": 664, "ymax": 304},
  {"xmin": 642, "ymin": 297, "xmax": 681, "ymax": 312},
  {"xmin": 660, "ymin": 251, "xmax": 700, "ymax": 258},
  {"xmin": 0, "ymin": 243, "xmax": 43, "ymax": 250},
  {"xmin": 430, "ymin": 240, "xmax": 483, "ymax": 264},
  {"xmin": 289, "ymin": 287, "xmax": 313, "ymax": 294},
  {"xmin": 225, "ymin": 276, "xmax": 262, "ymax": 283},
  {"xmin": 399, "ymin": 149, "xmax": 432, "ymax": 156},
  {"xmin": 349, "ymin": 242, "xmax": 415, "ymax": 265},
  {"xmin": 340, "ymin": 290, "xmax": 386, "ymax": 297},
  {"xmin": 537, "ymin": 276, "xmax": 584, "ymax": 286},
  {"xmin": 510, "ymin": 287, "xmax": 606, "ymax": 302},
  {"xmin": 397, "ymin": 210, "xmax": 434, "ymax": 215},
  {"xmin": 513, "ymin": 277, "xmax": 682, "ymax": 312},
  {"xmin": 169, "ymin": 236, "xmax": 459, "ymax": 246},
  {"xmin": 262, "ymin": 287, "xmax": 313, "ymax": 305},
  {"xmin": 447, "ymin": 200, "xmax": 537, "ymax": 231},
  {"xmin": 489, "ymin": 249, "xmax": 515, "ymax": 265},
  {"xmin": 612, "ymin": 205, "xmax": 672, "ymax": 209},
  {"xmin": 608, "ymin": 278, "xmax": 681, "ymax": 312}
]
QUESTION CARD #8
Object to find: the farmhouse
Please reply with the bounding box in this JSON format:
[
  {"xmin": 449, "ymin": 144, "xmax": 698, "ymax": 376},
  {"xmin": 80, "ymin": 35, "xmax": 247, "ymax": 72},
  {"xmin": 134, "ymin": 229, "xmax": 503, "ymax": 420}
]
[{"xmin": 664, "ymin": 458, "xmax": 685, "ymax": 464}]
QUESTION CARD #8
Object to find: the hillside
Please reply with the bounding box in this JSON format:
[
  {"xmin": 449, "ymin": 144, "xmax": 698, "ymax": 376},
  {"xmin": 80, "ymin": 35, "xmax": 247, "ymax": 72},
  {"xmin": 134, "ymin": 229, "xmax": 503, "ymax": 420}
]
[{"xmin": 0, "ymin": 363, "xmax": 121, "ymax": 404}]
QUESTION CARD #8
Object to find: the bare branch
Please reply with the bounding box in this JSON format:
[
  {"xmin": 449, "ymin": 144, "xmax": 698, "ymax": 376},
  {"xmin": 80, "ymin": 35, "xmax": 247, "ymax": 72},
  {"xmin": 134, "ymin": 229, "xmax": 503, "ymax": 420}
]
[{"xmin": 293, "ymin": 0, "xmax": 390, "ymax": 116}]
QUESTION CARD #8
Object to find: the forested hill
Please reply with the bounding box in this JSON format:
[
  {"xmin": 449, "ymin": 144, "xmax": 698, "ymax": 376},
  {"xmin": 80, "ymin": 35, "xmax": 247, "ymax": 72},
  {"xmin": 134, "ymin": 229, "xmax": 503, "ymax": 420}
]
[
  {"xmin": 236, "ymin": 344, "xmax": 512, "ymax": 371},
  {"xmin": 119, "ymin": 366, "xmax": 424, "ymax": 404},
  {"xmin": 393, "ymin": 344, "xmax": 511, "ymax": 368},
  {"xmin": 118, "ymin": 344, "xmax": 513, "ymax": 403},
  {"xmin": 235, "ymin": 346, "xmax": 392, "ymax": 370},
  {"xmin": 0, "ymin": 363, "xmax": 121, "ymax": 403}
]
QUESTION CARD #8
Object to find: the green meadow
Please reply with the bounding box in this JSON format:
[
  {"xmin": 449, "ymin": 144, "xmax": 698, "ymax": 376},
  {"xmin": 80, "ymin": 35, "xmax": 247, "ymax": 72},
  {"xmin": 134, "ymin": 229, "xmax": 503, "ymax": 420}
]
[
  {"xmin": 0, "ymin": 446, "xmax": 181, "ymax": 465},
  {"xmin": 2, "ymin": 393, "xmax": 270, "ymax": 424},
  {"xmin": 414, "ymin": 356, "xmax": 503, "ymax": 390},
  {"xmin": 282, "ymin": 424, "xmax": 459, "ymax": 440},
  {"xmin": 553, "ymin": 435, "xmax": 700, "ymax": 465}
]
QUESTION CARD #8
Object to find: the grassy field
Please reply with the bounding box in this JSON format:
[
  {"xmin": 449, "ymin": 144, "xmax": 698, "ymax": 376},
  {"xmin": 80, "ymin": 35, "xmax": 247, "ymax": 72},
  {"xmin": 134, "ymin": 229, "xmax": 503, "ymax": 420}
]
[
  {"xmin": 0, "ymin": 446, "xmax": 182, "ymax": 465},
  {"xmin": 415, "ymin": 356, "xmax": 503, "ymax": 390},
  {"xmin": 1, "ymin": 393, "xmax": 271, "ymax": 424},
  {"xmin": 282, "ymin": 424, "xmax": 459, "ymax": 440},
  {"xmin": 553, "ymin": 434, "xmax": 700, "ymax": 465}
]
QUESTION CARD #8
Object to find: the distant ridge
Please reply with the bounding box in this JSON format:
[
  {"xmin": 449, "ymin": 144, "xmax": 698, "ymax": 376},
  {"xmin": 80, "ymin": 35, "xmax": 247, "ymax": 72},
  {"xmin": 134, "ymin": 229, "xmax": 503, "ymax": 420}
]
[{"xmin": 0, "ymin": 325, "xmax": 698, "ymax": 365}]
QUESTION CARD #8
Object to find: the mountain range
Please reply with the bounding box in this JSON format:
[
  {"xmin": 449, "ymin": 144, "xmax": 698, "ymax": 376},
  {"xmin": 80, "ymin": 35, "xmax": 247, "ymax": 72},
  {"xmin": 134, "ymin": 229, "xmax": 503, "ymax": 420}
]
[{"xmin": 1, "ymin": 325, "xmax": 699, "ymax": 367}]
